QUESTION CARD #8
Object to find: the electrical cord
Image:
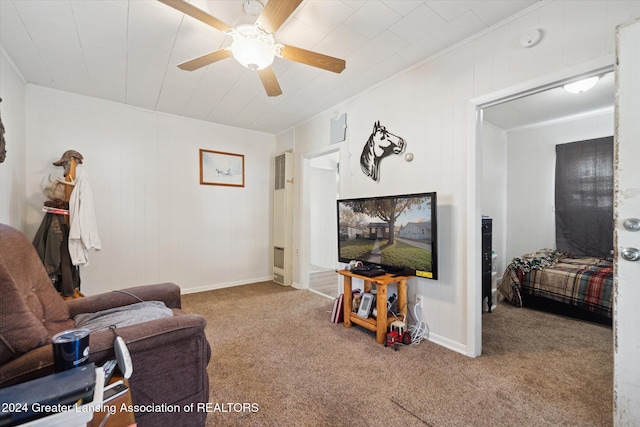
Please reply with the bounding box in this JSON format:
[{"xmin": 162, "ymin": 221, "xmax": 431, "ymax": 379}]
[
  {"xmin": 407, "ymin": 302, "xmax": 429, "ymax": 345},
  {"xmin": 387, "ymin": 300, "xmax": 429, "ymax": 346},
  {"xmin": 113, "ymin": 289, "xmax": 144, "ymax": 302}
]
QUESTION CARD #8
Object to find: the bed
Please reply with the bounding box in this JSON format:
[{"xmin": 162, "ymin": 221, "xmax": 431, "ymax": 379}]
[{"xmin": 498, "ymin": 249, "xmax": 613, "ymax": 325}]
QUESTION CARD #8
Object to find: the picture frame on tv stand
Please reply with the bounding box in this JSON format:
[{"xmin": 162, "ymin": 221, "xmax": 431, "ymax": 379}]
[{"xmin": 357, "ymin": 293, "xmax": 374, "ymax": 318}]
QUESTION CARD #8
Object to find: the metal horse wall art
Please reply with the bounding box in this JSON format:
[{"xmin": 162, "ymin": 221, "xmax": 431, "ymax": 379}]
[{"xmin": 360, "ymin": 121, "xmax": 406, "ymax": 181}]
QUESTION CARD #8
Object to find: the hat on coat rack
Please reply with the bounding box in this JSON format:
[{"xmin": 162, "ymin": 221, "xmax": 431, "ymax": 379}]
[
  {"xmin": 53, "ymin": 150, "xmax": 84, "ymax": 167},
  {"xmin": 53, "ymin": 150, "xmax": 84, "ymax": 176}
]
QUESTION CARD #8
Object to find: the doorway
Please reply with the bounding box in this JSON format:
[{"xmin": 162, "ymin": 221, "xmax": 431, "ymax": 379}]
[
  {"xmin": 466, "ymin": 58, "xmax": 615, "ymax": 356},
  {"xmin": 480, "ymin": 70, "xmax": 615, "ymax": 314},
  {"xmin": 308, "ymin": 150, "xmax": 340, "ymax": 298}
]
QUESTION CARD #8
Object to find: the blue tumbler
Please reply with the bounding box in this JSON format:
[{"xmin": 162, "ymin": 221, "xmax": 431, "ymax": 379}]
[{"xmin": 51, "ymin": 328, "xmax": 90, "ymax": 372}]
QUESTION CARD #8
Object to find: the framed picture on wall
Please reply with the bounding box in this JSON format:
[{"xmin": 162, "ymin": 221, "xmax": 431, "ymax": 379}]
[{"xmin": 199, "ymin": 149, "xmax": 245, "ymax": 187}]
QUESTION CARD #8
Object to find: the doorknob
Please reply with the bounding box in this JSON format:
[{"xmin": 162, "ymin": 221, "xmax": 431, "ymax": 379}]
[
  {"xmin": 621, "ymin": 247, "xmax": 640, "ymax": 262},
  {"xmin": 623, "ymin": 218, "xmax": 640, "ymax": 231}
]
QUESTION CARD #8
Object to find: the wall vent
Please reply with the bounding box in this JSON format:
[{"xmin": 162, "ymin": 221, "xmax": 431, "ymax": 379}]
[
  {"xmin": 275, "ymin": 154, "xmax": 286, "ymax": 190},
  {"xmin": 274, "ymin": 247, "xmax": 285, "ymax": 269},
  {"xmin": 273, "ymin": 152, "xmax": 293, "ymax": 286}
]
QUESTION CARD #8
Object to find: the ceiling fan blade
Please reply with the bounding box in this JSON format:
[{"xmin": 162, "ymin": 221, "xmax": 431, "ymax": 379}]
[
  {"xmin": 158, "ymin": 0, "xmax": 231, "ymax": 33},
  {"xmin": 279, "ymin": 45, "xmax": 346, "ymax": 74},
  {"xmin": 256, "ymin": 0, "xmax": 303, "ymax": 34},
  {"xmin": 257, "ymin": 67, "xmax": 283, "ymax": 97},
  {"xmin": 178, "ymin": 49, "xmax": 233, "ymax": 71}
]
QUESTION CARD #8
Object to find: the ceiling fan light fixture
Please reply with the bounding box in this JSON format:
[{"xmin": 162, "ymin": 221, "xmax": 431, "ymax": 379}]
[
  {"xmin": 159, "ymin": 0, "xmax": 345, "ymax": 97},
  {"xmin": 230, "ymin": 24, "xmax": 275, "ymax": 70},
  {"xmin": 563, "ymin": 76, "xmax": 600, "ymax": 94}
]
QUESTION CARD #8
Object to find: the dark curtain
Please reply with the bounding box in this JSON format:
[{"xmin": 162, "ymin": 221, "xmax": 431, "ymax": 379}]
[{"xmin": 555, "ymin": 136, "xmax": 613, "ymax": 257}]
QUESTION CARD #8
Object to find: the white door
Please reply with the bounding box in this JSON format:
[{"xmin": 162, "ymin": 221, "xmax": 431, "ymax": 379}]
[{"xmin": 613, "ymin": 17, "xmax": 640, "ymax": 425}]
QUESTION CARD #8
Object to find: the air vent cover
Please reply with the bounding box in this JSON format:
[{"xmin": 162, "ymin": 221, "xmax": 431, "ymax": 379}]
[
  {"xmin": 274, "ymin": 247, "xmax": 285, "ymax": 269},
  {"xmin": 275, "ymin": 154, "xmax": 286, "ymax": 190}
]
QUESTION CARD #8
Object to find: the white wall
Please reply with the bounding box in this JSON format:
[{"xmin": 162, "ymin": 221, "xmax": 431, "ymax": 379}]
[
  {"xmin": 0, "ymin": 49, "xmax": 27, "ymax": 229},
  {"xmin": 309, "ymin": 163, "xmax": 338, "ymax": 269},
  {"xmin": 279, "ymin": 0, "xmax": 639, "ymax": 355},
  {"xmin": 24, "ymin": 86, "xmax": 276, "ymax": 295},
  {"xmin": 505, "ymin": 111, "xmax": 614, "ymax": 263},
  {"xmin": 481, "ymin": 123, "xmax": 507, "ymax": 276}
]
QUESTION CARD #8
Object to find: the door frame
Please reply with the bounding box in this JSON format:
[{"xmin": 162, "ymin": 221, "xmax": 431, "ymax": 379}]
[
  {"xmin": 613, "ymin": 17, "xmax": 640, "ymax": 423},
  {"xmin": 300, "ymin": 144, "xmax": 342, "ymax": 290},
  {"xmin": 465, "ymin": 55, "xmax": 614, "ymax": 357}
]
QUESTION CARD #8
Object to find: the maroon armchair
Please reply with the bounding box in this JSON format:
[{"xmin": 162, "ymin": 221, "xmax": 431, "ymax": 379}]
[{"xmin": 0, "ymin": 223, "xmax": 211, "ymax": 427}]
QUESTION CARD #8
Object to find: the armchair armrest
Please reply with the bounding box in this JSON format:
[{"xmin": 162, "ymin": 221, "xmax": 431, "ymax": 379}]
[
  {"xmin": 0, "ymin": 310, "xmax": 204, "ymax": 388},
  {"xmin": 88, "ymin": 312, "xmax": 211, "ymax": 427},
  {"xmin": 66, "ymin": 283, "xmax": 182, "ymax": 318},
  {"xmin": 86, "ymin": 311, "xmax": 207, "ymax": 362},
  {"xmin": 0, "ymin": 345, "xmax": 56, "ymax": 388}
]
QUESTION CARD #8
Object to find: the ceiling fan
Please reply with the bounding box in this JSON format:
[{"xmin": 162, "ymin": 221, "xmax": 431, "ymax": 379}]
[{"xmin": 158, "ymin": 0, "xmax": 346, "ymax": 97}]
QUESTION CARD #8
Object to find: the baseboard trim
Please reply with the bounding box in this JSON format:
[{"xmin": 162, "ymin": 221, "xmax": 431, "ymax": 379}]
[
  {"xmin": 427, "ymin": 332, "xmax": 467, "ymax": 356},
  {"xmin": 308, "ymin": 288, "xmax": 335, "ymax": 300},
  {"xmin": 180, "ymin": 276, "xmax": 274, "ymax": 294}
]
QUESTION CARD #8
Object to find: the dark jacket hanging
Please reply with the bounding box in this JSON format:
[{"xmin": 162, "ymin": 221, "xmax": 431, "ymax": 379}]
[{"xmin": 32, "ymin": 213, "xmax": 80, "ymax": 297}]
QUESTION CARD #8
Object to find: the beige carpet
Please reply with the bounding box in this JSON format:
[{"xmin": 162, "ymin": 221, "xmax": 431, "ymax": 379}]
[{"xmin": 182, "ymin": 281, "xmax": 613, "ymax": 427}]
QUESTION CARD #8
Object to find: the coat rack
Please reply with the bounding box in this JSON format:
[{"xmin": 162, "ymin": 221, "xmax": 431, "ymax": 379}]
[
  {"xmin": 66, "ymin": 158, "xmax": 76, "ymax": 198},
  {"xmin": 36, "ymin": 150, "xmax": 85, "ymax": 299},
  {"xmin": 63, "ymin": 157, "xmax": 77, "ymax": 225}
]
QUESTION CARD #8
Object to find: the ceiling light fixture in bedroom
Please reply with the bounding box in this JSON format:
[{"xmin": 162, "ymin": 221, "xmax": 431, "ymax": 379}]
[{"xmin": 563, "ymin": 76, "xmax": 600, "ymax": 94}]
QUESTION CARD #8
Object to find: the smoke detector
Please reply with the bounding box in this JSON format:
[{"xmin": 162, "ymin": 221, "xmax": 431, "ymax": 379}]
[{"xmin": 520, "ymin": 29, "xmax": 543, "ymax": 48}]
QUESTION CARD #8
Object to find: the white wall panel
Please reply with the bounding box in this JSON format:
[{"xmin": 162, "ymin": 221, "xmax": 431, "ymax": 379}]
[
  {"xmin": 507, "ymin": 11, "xmax": 543, "ymax": 86},
  {"xmin": 25, "ymin": 86, "xmax": 275, "ymax": 295},
  {"xmin": 537, "ymin": 1, "xmax": 565, "ymax": 76},
  {"xmin": 562, "ymin": 1, "xmax": 609, "ymax": 67},
  {"xmin": 488, "ymin": 24, "xmax": 511, "ymax": 94},
  {"xmin": 471, "ymin": 26, "xmax": 497, "ymax": 98},
  {"xmin": 481, "ymin": 123, "xmax": 507, "ymax": 276},
  {"xmin": 633, "ymin": 1, "xmax": 640, "ymax": 18},
  {"xmin": 0, "ymin": 50, "xmax": 27, "ymax": 229},
  {"xmin": 309, "ymin": 166, "xmax": 337, "ymax": 268}
]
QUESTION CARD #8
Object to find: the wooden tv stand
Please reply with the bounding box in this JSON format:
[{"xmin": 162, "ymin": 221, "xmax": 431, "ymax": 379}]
[{"xmin": 338, "ymin": 269, "xmax": 410, "ymax": 344}]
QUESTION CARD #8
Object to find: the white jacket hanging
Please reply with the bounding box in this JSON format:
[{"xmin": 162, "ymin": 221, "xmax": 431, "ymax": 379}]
[{"xmin": 68, "ymin": 171, "xmax": 101, "ymax": 266}]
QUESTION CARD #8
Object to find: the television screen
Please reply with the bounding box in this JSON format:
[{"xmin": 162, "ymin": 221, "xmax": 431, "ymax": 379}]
[{"xmin": 337, "ymin": 192, "xmax": 437, "ymax": 279}]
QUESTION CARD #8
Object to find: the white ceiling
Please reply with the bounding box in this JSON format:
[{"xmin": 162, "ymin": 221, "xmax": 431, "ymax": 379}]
[
  {"xmin": 482, "ymin": 71, "xmax": 615, "ymax": 132},
  {"xmin": 1, "ymin": 0, "xmax": 555, "ymax": 135}
]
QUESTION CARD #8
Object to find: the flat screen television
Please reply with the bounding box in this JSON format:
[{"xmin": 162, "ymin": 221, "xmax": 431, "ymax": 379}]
[{"xmin": 337, "ymin": 192, "xmax": 437, "ymax": 279}]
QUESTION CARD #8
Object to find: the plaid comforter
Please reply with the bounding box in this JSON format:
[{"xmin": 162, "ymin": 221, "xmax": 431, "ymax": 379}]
[{"xmin": 498, "ymin": 249, "xmax": 613, "ymax": 319}]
